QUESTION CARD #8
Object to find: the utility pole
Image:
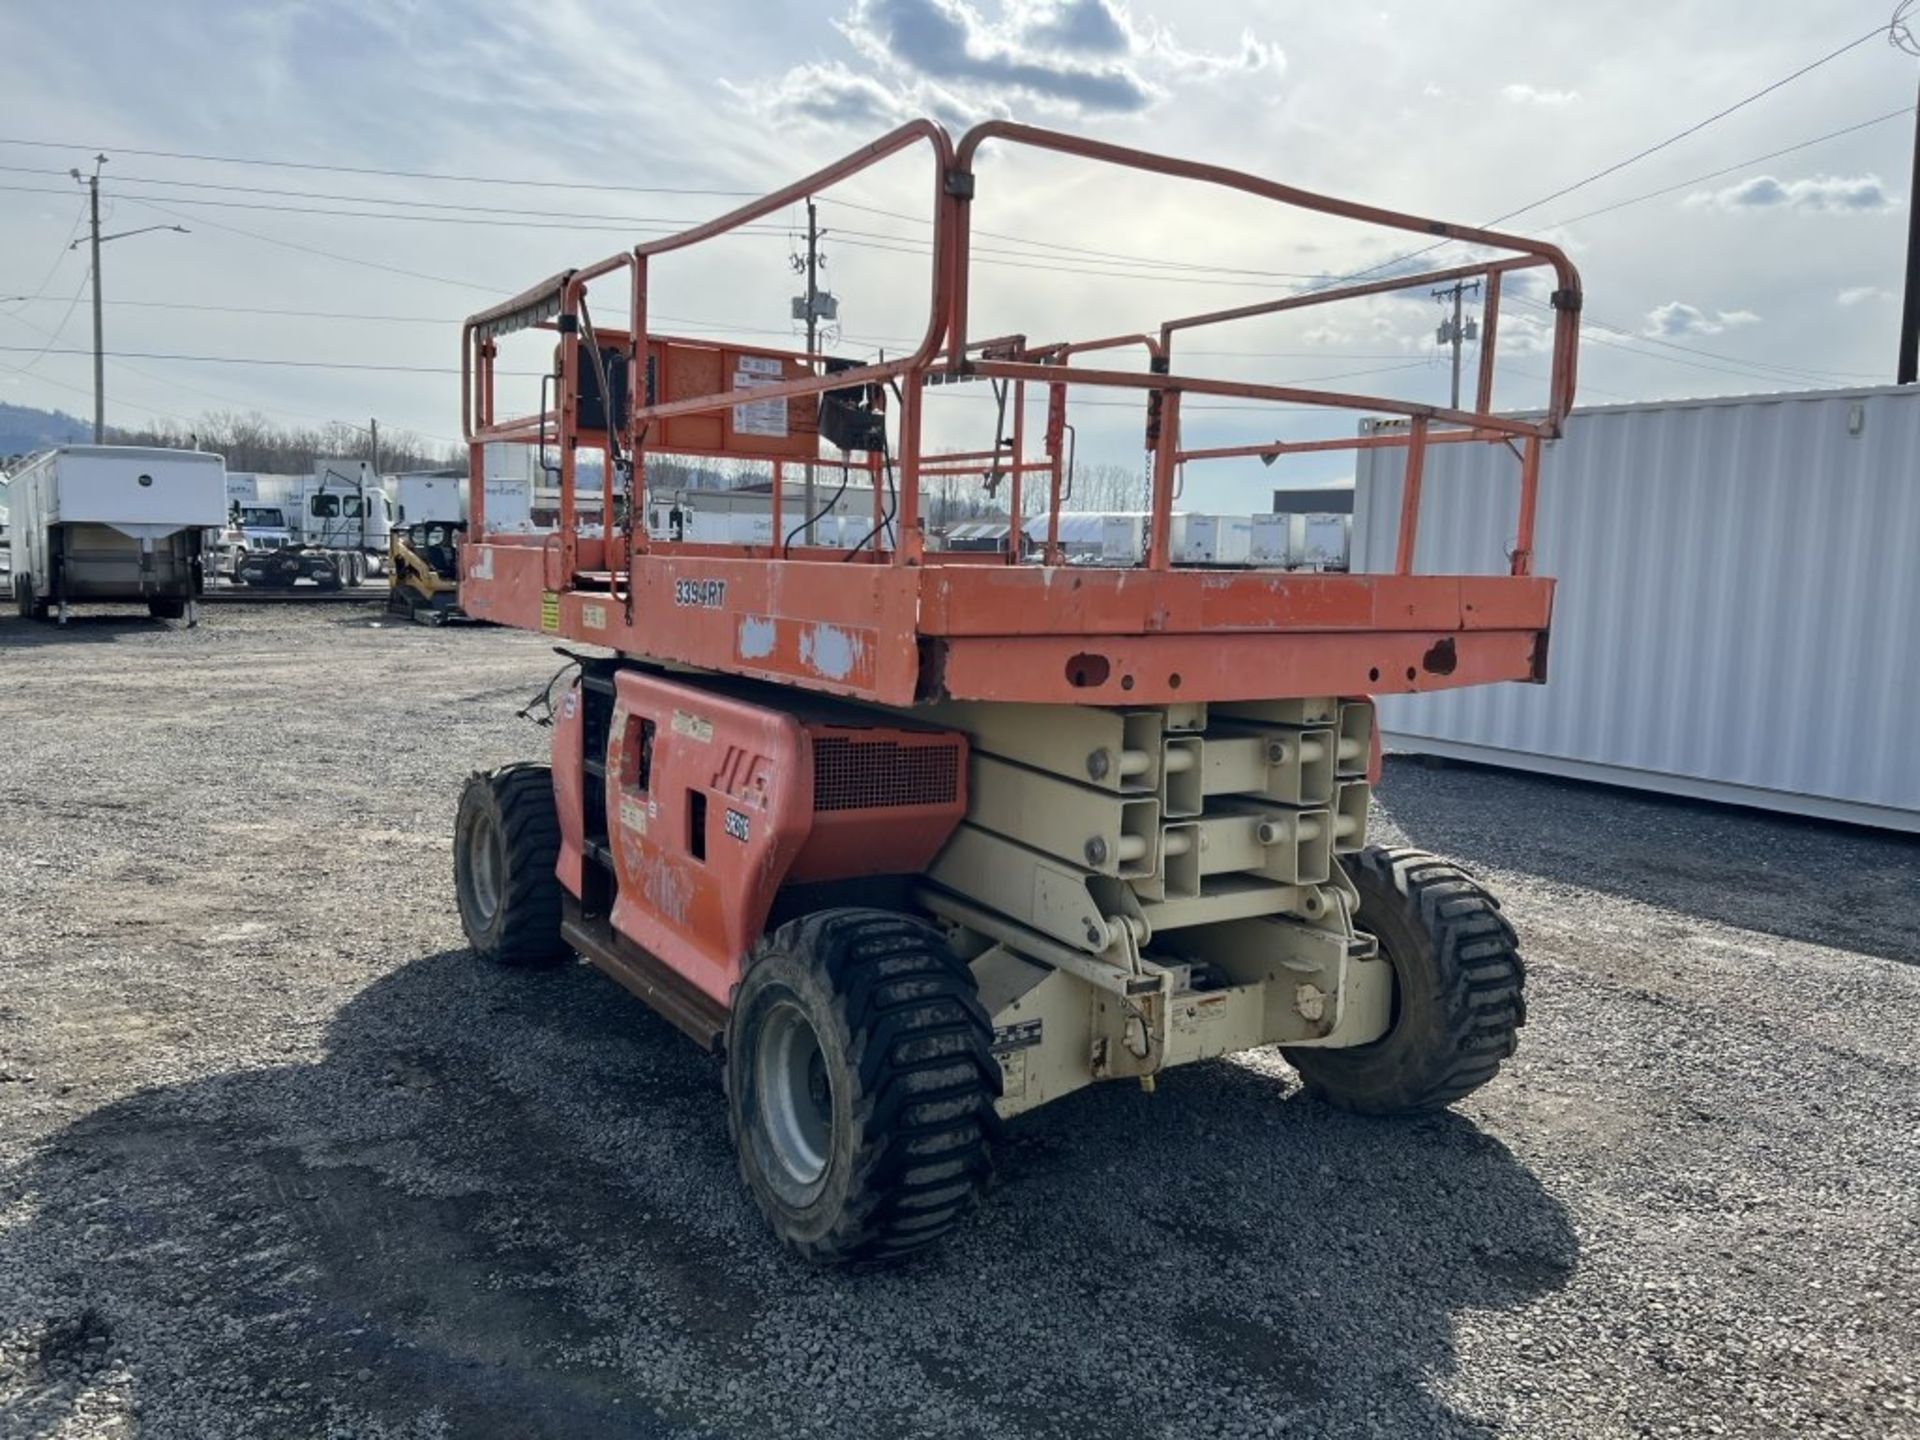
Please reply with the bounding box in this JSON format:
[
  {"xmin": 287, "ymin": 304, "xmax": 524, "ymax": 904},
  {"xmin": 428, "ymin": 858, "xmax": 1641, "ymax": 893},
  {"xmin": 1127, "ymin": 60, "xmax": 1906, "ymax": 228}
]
[
  {"xmin": 1432, "ymin": 278, "xmax": 1482, "ymax": 410},
  {"xmin": 1895, "ymin": 6, "xmax": 1920, "ymax": 383},
  {"xmin": 68, "ymin": 154, "xmax": 187, "ymax": 444},
  {"xmin": 790, "ymin": 200, "xmax": 837, "ymax": 543},
  {"xmin": 803, "ymin": 200, "xmax": 819, "ymax": 542},
  {"xmin": 84, "ymin": 156, "xmax": 103, "ymax": 443},
  {"xmin": 369, "ymin": 416, "xmax": 379, "ymax": 473}
]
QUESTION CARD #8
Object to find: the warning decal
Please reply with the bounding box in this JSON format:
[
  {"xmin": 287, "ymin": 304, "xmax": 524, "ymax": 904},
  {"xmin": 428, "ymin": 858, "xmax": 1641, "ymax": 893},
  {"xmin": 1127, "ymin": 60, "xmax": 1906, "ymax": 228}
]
[{"xmin": 732, "ymin": 355, "xmax": 789, "ymax": 438}]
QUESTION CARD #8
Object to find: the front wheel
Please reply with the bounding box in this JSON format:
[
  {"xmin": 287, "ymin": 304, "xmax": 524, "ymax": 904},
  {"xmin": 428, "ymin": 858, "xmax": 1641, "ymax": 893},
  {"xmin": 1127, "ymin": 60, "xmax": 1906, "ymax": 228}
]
[
  {"xmin": 726, "ymin": 908, "xmax": 999, "ymax": 1265},
  {"xmin": 453, "ymin": 763, "xmax": 569, "ymax": 967},
  {"xmin": 1283, "ymin": 845, "xmax": 1526, "ymax": 1114},
  {"xmin": 15, "ymin": 575, "xmax": 47, "ymax": 620}
]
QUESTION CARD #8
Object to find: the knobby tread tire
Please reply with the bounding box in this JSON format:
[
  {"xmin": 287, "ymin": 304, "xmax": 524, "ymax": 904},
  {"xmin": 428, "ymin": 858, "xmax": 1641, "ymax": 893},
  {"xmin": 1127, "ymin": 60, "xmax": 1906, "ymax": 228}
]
[
  {"xmin": 727, "ymin": 907, "xmax": 1000, "ymax": 1266},
  {"xmin": 454, "ymin": 762, "xmax": 569, "ymax": 969},
  {"xmin": 1284, "ymin": 845, "xmax": 1526, "ymax": 1115}
]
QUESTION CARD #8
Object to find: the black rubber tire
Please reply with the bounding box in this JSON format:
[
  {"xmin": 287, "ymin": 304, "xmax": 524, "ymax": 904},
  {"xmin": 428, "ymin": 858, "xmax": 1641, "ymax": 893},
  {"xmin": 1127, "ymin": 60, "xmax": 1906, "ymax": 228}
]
[
  {"xmin": 726, "ymin": 908, "xmax": 999, "ymax": 1265},
  {"xmin": 453, "ymin": 762, "xmax": 570, "ymax": 968},
  {"xmin": 1283, "ymin": 845, "xmax": 1526, "ymax": 1115},
  {"xmin": 16, "ymin": 575, "xmax": 47, "ymax": 621},
  {"xmin": 148, "ymin": 597, "xmax": 186, "ymax": 620}
]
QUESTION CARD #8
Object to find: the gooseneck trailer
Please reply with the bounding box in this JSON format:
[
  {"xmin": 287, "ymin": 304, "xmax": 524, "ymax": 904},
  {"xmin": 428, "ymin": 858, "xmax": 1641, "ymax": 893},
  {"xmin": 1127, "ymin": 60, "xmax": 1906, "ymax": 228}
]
[
  {"xmin": 9, "ymin": 446, "xmax": 226, "ymax": 625},
  {"xmin": 449, "ymin": 120, "xmax": 1581, "ymax": 1263}
]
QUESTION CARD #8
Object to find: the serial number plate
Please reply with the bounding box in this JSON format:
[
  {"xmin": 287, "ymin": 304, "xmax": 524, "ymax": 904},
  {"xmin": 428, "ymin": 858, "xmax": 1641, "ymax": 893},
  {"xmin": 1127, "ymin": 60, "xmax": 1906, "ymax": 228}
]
[{"xmin": 673, "ymin": 579, "xmax": 726, "ymax": 609}]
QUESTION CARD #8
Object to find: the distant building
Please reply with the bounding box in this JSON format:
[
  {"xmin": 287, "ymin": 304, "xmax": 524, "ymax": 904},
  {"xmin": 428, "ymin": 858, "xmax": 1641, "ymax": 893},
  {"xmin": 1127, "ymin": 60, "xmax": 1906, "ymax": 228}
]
[{"xmin": 1270, "ymin": 486, "xmax": 1352, "ymax": 515}]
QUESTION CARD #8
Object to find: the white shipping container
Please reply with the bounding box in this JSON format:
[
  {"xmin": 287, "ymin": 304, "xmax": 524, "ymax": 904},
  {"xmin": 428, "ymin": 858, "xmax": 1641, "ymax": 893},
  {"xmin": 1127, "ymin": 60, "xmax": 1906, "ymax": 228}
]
[
  {"xmin": 1300, "ymin": 514, "xmax": 1350, "ymax": 570},
  {"xmin": 1101, "ymin": 513, "xmax": 1147, "ymax": 563},
  {"xmin": 1172, "ymin": 514, "xmax": 1253, "ymax": 566},
  {"xmin": 1250, "ymin": 513, "xmax": 1303, "ymax": 567},
  {"xmin": 1352, "ymin": 385, "xmax": 1920, "ymax": 832},
  {"xmin": 1100, "ymin": 513, "xmax": 1211, "ymax": 565}
]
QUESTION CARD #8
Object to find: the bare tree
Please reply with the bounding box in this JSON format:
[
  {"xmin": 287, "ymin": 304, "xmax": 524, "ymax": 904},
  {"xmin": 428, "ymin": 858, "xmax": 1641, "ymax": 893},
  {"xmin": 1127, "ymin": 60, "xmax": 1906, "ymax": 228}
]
[{"xmin": 106, "ymin": 410, "xmax": 459, "ymax": 474}]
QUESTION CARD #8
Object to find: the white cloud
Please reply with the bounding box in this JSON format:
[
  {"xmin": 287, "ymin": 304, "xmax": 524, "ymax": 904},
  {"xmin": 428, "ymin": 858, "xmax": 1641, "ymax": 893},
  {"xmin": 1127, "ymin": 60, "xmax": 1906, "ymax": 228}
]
[
  {"xmin": 1836, "ymin": 285, "xmax": 1894, "ymax": 307},
  {"xmin": 1643, "ymin": 302, "xmax": 1761, "ymax": 338},
  {"xmin": 1012, "ymin": 0, "xmax": 1133, "ymax": 56},
  {"xmin": 733, "ymin": 62, "xmax": 917, "ymax": 129},
  {"xmin": 1685, "ymin": 174, "xmax": 1898, "ymax": 214},
  {"xmin": 746, "ymin": 0, "xmax": 1283, "ymax": 129},
  {"xmin": 837, "ymin": 0, "xmax": 1159, "ymax": 112},
  {"xmin": 1502, "ymin": 83, "xmax": 1579, "ymax": 105}
]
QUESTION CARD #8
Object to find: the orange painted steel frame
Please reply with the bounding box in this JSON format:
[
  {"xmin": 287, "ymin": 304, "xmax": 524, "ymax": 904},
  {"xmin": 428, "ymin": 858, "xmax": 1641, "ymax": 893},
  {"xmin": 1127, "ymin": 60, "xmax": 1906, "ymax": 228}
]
[{"xmin": 459, "ymin": 120, "xmax": 1580, "ymax": 709}]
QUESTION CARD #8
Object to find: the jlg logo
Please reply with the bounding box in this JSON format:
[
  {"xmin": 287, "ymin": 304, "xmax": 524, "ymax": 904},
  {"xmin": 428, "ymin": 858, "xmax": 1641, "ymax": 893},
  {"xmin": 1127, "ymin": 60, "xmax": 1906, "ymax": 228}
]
[{"xmin": 713, "ymin": 745, "xmax": 774, "ymax": 807}]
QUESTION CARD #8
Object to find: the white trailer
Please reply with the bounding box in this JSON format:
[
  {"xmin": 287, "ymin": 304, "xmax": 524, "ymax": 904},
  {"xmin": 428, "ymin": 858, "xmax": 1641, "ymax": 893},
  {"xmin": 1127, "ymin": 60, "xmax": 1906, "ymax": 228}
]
[{"xmin": 8, "ymin": 446, "xmax": 226, "ymax": 624}]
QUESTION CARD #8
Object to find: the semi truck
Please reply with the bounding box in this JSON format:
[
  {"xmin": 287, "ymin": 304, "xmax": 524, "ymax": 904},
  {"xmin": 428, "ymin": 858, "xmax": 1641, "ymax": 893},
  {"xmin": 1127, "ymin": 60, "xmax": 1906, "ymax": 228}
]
[
  {"xmin": 8, "ymin": 445, "xmax": 226, "ymax": 624},
  {"xmin": 226, "ymin": 461, "xmax": 393, "ymax": 589}
]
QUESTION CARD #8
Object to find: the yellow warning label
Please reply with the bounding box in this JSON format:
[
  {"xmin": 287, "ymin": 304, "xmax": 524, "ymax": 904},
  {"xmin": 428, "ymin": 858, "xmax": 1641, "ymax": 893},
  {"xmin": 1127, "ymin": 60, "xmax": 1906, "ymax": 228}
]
[{"xmin": 540, "ymin": 591, "xmax": 560, "ymax": 632}]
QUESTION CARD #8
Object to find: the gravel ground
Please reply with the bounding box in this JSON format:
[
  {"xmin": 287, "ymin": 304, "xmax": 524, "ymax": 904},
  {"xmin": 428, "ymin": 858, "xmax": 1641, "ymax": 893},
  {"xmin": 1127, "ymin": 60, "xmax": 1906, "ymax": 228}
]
[{"xmin": 1, "ymin": 601, "xmax": 1916, "ymax": 1440}]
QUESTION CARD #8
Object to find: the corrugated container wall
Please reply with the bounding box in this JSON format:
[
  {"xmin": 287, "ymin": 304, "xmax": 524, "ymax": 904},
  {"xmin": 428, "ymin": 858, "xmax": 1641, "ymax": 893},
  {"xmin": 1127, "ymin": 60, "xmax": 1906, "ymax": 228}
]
[{"xmin": 1352, "ymin": 385, "xmax": 1920, "ymax": 832}]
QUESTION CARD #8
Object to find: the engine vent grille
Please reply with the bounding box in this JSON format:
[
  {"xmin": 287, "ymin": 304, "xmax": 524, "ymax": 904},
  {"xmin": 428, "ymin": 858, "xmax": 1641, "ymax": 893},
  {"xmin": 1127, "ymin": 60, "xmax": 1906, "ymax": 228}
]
[{"xmin": 813, "ymin": 735, "xmax": 960, "ymax": 812}]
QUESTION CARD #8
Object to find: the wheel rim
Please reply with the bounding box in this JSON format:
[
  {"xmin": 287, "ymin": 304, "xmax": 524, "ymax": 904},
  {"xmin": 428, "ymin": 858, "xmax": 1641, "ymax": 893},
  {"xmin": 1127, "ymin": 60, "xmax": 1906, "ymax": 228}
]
[
  {"xmin": 463, "ymin": 806, "xmax": 504, "ymax": 928},
  {"xmin": 754, "ymin": 999, "xmax": 834, "ymax": 1189},
  {"xmin": 1347, "ymin": 917, "xmax": 1405, "ymax": 1047}
]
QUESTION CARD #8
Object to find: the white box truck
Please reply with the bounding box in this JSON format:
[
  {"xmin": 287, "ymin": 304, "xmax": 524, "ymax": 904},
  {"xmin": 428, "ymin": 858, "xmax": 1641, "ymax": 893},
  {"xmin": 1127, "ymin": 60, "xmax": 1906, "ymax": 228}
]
[{"xmin": 8, "ymin": 446, "xmax": 226, "ymax": 624}]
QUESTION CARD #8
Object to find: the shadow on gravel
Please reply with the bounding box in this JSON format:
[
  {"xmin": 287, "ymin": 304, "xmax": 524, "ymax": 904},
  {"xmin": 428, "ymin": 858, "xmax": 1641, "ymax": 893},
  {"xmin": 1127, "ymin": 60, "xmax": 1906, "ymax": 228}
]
[
  {"xmin": 1378, "ymin": 754, "xmax": 1920, "ymax": 966},
  {"xmin": 0, "ymin": 613, "xmax": 177, "ymax": 647},
  {"xmin": 5, "ymin": 949, "xmax": 1576, "ymax": 1439}
]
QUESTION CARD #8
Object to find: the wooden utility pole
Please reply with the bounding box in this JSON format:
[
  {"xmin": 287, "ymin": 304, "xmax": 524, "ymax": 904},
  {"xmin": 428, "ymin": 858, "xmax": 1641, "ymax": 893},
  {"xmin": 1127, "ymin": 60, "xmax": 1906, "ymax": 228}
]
[
  {"xmin": 84, "ymin": 158, "xmax": 103, "ymax": 443},
  {"xmin": 1432, "ymin": 278, "xmax": 1482, "ymax": 411},
  {"xmin": 68, "ymin": 154, "xmax": 186, "ymax": 443}
]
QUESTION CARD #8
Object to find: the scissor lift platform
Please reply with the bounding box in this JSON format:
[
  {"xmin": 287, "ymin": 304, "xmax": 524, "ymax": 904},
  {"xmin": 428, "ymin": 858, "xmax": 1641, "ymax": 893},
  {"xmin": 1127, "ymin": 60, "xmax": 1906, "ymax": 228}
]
[{"xmin": 447, "ymin": 118, "xmax": 1578, "ymax": 1264}]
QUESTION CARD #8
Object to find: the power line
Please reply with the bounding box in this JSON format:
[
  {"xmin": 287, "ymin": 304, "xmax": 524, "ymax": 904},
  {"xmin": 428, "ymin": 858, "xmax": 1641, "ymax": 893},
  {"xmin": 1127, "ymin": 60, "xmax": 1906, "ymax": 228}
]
[
  {"xmin": 1543, "ymin": 103, "xmax": 1915, "ymax": 227},
  {"xmin": 0, "ymin": 345, "xmax": 1437, "ymax": 392},
  {"xmin": 0, "ymin": 342, "xmax": 524, "ymax": 375},
  {"xmin": 4, "ymin": 266, "xmax": 91, "ymax": 374},
  {"xmin": 121, "ymin": 195, "xmax": 506, "ymax": 293},
  {"xmin": 1507, "ymin": 292, "xmax": 1881, "ymax": 383},
  {"xmin": 2, "ymin": 196, "xmax": 88, "ymax": 312},
  {"xmin": 1489, "ymin": 22, "xmax": 1894, "ymax": 227},
  {"xmin": 1324, "ymin": 20, "xmax": 1897, "ymax": 290},
  {"xmin": 0, "ymin": 136, "xmax": 760, "ymax": 197},
  {"xmin": 0, "ymin": 181, "xmax": 1337, "ymax": 291},
  {"xmin": 0, "ymin": 150, "xmax": 1323, "ymax": 284}
]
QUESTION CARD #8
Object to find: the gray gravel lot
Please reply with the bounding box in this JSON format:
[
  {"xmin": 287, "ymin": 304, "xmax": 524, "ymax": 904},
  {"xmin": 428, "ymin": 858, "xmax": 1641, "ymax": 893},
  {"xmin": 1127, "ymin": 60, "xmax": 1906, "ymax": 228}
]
[{"xmin": 2, "ymin": 602, "xmax": 1916, "ymax": 1440}]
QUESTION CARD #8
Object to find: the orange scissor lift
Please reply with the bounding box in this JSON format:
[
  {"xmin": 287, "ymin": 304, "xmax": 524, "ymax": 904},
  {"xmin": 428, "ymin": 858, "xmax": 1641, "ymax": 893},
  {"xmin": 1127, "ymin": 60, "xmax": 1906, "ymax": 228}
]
[{"xmin": 450, "ymin": 121, "xmax": 1580, "ymax": 1263}]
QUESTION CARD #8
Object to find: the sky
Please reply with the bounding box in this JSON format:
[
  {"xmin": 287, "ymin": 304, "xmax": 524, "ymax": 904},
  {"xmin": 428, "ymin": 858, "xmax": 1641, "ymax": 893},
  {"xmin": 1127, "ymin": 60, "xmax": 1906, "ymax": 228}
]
[{"xmin": 1, "ymin": 0, "xmax": 1915, "ymax": 510}]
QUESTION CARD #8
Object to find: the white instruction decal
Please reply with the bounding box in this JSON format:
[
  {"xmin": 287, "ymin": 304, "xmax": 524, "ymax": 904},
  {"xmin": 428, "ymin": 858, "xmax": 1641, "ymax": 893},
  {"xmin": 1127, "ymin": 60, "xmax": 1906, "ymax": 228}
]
[{"xmin": 731, "ymin": 367, "xmax": 788, "ymax": 438}]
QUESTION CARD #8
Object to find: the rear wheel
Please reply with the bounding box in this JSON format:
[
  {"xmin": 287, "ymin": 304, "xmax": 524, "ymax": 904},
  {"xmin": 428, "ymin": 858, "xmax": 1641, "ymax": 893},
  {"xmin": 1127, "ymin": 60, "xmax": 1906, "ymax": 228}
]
[
  {"xmin": 726, "ymin": 908, "xmax": 999, "ymax": 1265},
  {"xmin": 453, "ymin": 763, "xmax": 569, "ymax": 967},
  {"xmin": 1283, "ymin": 845, "xmax": 1525, "ymax": 1114}
]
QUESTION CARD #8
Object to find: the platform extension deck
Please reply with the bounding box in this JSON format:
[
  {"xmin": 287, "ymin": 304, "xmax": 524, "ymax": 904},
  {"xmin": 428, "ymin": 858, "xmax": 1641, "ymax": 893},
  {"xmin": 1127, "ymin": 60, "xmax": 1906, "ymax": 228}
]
[{"xmin": 462, "ymin": 540, "xmax": 1550, "ymax": 707}]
